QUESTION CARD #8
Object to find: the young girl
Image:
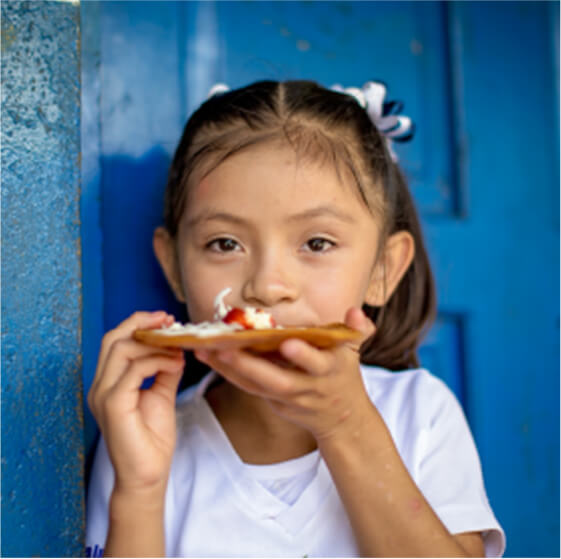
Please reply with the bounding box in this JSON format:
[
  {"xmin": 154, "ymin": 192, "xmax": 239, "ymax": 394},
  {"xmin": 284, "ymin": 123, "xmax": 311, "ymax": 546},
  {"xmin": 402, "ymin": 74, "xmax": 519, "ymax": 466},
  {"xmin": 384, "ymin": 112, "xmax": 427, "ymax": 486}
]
[{"xmin": 86, "ymin": 80, "xmax": 504, "ymax": 557}]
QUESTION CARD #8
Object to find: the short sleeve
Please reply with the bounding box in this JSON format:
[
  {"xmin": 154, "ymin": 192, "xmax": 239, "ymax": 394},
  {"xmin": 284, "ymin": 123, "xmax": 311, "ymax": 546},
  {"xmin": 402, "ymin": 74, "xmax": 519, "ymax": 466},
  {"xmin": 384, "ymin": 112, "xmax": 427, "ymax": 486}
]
[
  {"xmin": 417, "ymin": 374, "xmax": 506, "ymax": 557},
  {"xmin": 85, "ymin": 437, "xmax": 114, "ymax": 557}
]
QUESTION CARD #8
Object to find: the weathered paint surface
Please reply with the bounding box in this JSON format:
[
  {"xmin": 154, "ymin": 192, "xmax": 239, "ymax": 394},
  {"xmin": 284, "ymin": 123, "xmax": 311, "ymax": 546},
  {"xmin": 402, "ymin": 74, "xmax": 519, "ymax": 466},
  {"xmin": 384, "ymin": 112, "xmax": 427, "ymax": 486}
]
[{"xmin": 1, "ymin": 1, "xmax": 85, "ymax": 556}]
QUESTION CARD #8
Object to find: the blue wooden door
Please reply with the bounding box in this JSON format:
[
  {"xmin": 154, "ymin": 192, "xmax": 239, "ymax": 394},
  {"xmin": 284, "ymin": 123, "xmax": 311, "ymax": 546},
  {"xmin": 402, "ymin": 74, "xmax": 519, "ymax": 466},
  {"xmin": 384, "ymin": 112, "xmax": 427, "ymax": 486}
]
[{"xmin": 81, "ymin": 2, "xmax": 559, "ymax": 556}]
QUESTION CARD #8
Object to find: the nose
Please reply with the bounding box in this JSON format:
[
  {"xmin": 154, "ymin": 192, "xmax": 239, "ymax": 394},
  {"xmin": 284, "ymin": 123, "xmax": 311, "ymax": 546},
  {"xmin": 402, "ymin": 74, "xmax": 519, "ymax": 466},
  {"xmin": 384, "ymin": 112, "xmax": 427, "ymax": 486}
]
[{"xmin": 241, "ymin": 249, "xmax": 298, "ymax": 308}]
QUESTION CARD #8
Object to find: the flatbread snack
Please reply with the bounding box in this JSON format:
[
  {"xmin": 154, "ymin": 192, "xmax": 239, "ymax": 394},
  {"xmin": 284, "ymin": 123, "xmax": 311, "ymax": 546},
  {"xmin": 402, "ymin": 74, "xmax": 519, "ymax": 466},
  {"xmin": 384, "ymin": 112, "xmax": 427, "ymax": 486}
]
[
  {"xmin": 133, "ymin": 288, "xmax": 361, "ymax": 352},
  {"xmin": 133, "ymin": 322, "xmax": 361, "ymax": 353}
]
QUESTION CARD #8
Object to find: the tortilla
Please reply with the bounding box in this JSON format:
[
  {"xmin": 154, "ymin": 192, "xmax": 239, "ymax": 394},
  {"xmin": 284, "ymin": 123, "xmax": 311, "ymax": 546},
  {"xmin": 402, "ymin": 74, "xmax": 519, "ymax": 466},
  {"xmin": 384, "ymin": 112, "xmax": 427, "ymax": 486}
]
[{"xmin": 133, "ymin": 323, "xmax": 361, "ymax": 353}]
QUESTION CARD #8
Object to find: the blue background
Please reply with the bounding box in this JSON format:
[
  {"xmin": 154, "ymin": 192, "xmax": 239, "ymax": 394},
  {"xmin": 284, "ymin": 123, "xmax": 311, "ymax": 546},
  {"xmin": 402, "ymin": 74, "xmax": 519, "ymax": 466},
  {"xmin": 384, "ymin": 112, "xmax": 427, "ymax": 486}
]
[{"xmin": 2, "ymin": 1, "xmax": 559, "ymax": 556}]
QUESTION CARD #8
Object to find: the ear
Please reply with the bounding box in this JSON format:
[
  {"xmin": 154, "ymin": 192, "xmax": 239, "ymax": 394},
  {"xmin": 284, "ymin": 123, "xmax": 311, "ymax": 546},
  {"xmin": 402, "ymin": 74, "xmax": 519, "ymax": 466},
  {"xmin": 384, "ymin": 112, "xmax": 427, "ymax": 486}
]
[
  {"xmin": 365, "ymin": 231, "xmax": 415, "ymax": 307},
  {"xmin": 153, "ymin": 226, "xmax": 186, "ymax": 302}
]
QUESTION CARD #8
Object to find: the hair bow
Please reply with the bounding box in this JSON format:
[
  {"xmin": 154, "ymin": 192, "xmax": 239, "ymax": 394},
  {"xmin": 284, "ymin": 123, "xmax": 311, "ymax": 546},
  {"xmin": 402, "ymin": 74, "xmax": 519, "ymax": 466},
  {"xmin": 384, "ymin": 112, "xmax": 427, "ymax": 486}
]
[{"xmin": 331, "ymin": 81, "xmax": 414, "ymax": 162}]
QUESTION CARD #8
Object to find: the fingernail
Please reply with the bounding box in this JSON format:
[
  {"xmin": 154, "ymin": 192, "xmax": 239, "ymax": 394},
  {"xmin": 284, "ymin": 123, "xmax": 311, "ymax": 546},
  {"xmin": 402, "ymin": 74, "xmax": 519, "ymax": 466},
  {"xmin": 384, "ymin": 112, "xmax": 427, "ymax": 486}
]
[{"xmin": 280, "ymin": 340, "xmax": 298, "ymax": 358}]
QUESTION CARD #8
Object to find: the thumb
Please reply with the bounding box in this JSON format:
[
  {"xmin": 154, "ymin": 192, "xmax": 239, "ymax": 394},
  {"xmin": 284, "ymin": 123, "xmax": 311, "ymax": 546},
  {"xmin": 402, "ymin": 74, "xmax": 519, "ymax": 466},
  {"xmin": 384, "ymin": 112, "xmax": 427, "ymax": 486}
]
[{"xmin": 344, "ymin": 307, "xmax": 376, "ymax": 352}]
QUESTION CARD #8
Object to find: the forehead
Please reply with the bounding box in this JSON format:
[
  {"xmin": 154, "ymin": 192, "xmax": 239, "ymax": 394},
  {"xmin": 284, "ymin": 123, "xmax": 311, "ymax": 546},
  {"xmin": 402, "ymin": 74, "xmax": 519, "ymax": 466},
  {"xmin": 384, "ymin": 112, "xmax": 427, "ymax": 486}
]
[{"xmin": 184, "ymin": 141, "xmax": 373, "ymax": 219}]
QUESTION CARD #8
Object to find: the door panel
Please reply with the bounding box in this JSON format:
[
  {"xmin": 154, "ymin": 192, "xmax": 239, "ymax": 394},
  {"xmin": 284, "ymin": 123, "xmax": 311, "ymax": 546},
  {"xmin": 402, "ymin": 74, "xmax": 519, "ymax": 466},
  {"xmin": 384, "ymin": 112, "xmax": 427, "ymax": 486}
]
[
  {"xmin": 182, "ymin": 1, "xmax": 457, "ymax": 216},
  {"xmin": 81, "ymin": 2, "xmax": 560, "ymax": 556}
]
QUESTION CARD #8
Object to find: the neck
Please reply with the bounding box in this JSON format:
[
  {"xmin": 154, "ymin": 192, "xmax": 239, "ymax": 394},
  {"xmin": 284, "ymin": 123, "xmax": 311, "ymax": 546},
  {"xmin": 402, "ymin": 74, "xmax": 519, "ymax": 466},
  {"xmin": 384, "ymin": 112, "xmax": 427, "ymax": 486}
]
[{"xmin": 205, "ymin": 378, "xmax": 317, "ymax": 465}]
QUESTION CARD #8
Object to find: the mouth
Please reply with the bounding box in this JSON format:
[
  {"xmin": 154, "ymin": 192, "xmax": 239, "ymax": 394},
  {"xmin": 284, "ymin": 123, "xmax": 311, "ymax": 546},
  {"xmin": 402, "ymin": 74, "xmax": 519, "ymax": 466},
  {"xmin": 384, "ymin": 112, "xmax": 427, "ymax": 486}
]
[{"xmin": 212, "ymin": 289, "xmax": 328, "ymax": 329}]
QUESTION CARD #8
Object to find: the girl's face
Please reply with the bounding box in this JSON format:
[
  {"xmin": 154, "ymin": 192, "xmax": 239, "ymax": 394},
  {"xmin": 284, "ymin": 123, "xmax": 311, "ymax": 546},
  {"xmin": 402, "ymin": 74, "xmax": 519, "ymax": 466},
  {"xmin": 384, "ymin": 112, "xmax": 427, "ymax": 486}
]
[{"xmin": 168, "ymin": 142, "xmax": 386, "ymax": 326}]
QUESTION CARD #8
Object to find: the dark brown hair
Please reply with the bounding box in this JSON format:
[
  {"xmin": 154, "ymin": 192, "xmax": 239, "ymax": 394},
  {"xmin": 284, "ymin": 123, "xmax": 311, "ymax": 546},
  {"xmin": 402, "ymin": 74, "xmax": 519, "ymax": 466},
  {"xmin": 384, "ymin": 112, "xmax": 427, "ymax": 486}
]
[{"xmin": 164, "ymin": 80, "xmax": 436, "ymax": 371}]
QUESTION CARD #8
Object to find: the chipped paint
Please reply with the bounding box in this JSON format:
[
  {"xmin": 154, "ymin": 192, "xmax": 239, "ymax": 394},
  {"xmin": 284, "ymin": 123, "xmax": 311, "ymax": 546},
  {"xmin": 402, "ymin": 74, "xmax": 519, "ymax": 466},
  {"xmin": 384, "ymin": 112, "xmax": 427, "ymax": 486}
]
[
  {"xmin": 296, "ymin": 39, "xmax": 311, "ymax": 52},
  {"xmin": 1, "ymin": 0, "xmax": 84, "ymax": 556},
  {"xmin": 1, "ymin": 22, "xmax": 17, "ymax": 51}
]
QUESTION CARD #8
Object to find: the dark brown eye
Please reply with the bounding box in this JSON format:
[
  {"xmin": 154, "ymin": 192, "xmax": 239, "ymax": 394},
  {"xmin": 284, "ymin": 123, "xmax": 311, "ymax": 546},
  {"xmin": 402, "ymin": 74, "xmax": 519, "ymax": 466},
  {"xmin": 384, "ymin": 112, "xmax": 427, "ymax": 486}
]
[
  {"xmin": 207, "ymin": 238, "xmax": 240, "ymax": 252},
  {"xmin": 306, "ymin": 238, "xmax": 334, "ymax": 252}
]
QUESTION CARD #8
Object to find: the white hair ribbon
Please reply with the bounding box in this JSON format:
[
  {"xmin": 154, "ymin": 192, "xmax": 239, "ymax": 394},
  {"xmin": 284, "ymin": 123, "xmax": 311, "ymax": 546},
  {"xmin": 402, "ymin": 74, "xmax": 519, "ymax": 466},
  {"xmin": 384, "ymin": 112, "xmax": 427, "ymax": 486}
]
[{"xmin": 331, "ymin": 81, "xmax": 414, "ymax": 162}]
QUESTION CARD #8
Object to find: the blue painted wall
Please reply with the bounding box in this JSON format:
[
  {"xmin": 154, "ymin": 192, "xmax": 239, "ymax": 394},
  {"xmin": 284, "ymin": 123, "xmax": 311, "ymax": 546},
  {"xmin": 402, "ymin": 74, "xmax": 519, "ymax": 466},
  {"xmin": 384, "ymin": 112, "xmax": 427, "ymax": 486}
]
[{"xmin": 1, "ymin": 1, "xmax": 85, "ymax": 556}]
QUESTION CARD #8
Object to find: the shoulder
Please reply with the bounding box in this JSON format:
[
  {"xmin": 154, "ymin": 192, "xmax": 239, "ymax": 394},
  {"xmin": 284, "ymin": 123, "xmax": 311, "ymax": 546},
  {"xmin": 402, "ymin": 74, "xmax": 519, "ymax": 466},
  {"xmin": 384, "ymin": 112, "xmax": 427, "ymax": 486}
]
[
  {"xmin": 359, "ymin": 365, "xmax": 469, "ymax": 459},
  {"xmin": 360, "ymin": 366, "xmax": 505, "ymax": 555},
  {"xmin": 360, "ymin": 365, "xmax": 457, "ymax": 423},
  {"xmin": 360, "ymin": 363, "xmax": 444, "ymax": 392}
]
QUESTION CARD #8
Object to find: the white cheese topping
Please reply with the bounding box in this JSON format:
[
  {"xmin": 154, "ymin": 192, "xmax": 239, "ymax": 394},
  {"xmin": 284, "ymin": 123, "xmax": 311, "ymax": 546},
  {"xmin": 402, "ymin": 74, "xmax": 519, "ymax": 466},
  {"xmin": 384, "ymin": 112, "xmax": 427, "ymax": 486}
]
[
  {"xmin": 152, "ymin": 287, "xmax": 279, "ymax": 337},
  {"xmin": 157, "ymin": 321, "xmax": 243, "ymax": 337},
  {"xmin": 244, "ymin": 307, "xmax": 275, "ymax": 329},
  {"xmin": 213, "ymin": 287, "xmax": 232, "ymax": 320}
]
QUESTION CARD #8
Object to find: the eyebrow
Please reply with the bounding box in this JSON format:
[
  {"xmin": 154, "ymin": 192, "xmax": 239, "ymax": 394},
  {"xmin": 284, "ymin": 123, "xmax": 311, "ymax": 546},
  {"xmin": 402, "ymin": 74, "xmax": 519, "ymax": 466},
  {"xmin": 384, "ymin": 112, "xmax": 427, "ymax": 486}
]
[
  {"xmin": 185, "ymin": 211, "xmax": 247, "ymax": 230},
  {"xmin": 286, "ymin": 206, "xmax": 355, "ymax": 224},
  {"xmin": 185, "ymin": 205, "xmax": 355, "ymax": 229}
]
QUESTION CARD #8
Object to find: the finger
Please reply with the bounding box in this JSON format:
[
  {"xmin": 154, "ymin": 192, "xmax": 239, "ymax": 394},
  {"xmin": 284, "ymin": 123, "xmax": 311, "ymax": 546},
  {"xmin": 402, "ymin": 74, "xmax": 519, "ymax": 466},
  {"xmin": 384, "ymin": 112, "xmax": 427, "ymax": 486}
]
[
  {"xmin": 195, "ymin": 349, "xmax": 268, "ymax": 397},
  {"xmin": 202, "ymin": 349, "xmax": 309, "ymax": 400},
  {"xmin": 96, "ymin": 310, "xmax": 175, "ymax": 376},
  {"xmin": 91, "ymin": 337, "xmax": 182, "ymax": 401},
  {"xmin": 344, "ymin": 307, "xmax": 376, "ymax": 351},
  {"xmin": 96, "ymin": 311, "xmax": 175, "ymax": 380},
  {"xmin": 90, "ymin": 353, "xmax": 184, "ymax": 422},
  {"xmin": 278, "ymin": 339, "xmax": 334, "ymax": 376},
  {"xmin": 150, "ymin": 365, "xmax": 185, "ymax": 404},
  {"xmin": 108, "ymin": 354, "xmax": 185, "ymax": 413}
]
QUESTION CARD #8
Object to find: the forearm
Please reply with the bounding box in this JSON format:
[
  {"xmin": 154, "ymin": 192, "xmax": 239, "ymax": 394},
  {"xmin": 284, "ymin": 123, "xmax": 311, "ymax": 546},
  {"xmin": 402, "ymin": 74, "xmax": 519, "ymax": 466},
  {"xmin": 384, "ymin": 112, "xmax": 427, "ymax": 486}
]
[
  {"xmin": 318, "ymin": 403, "xmax": 471, "ymax": 557},
  {"xmin": 104, "ymin": 487, "xmax": 166, "ymax": 557}
]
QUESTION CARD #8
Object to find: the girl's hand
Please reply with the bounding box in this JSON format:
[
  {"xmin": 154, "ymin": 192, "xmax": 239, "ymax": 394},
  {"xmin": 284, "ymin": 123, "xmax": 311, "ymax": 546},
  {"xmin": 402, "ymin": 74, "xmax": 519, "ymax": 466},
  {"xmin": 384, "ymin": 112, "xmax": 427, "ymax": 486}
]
[
  {"xmin": 195, "ymin": 307, "xmax": 376, "ymax": 442},
  {"xmin": 88, "ymin": 312, "xmax": 185, "ymax": 497}
]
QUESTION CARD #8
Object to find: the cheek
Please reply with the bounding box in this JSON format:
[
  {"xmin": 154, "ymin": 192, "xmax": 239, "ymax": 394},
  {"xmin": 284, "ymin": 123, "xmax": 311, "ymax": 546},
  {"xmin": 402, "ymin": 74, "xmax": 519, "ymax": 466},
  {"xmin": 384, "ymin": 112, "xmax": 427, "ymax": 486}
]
[
  {"xmin": 177, "ymin": 252, "xmax": 223, "ymax": 322},
  {"xmin": 182, "ymin": 285, "xmax": 214, "ymax": 322},
  {"xmin": 179, "ymin": 248, "xmax": 249, "ymax": 322},
  {"xmin": 302, "ymin": 268, "xmax": 367, "ymax": 321}
]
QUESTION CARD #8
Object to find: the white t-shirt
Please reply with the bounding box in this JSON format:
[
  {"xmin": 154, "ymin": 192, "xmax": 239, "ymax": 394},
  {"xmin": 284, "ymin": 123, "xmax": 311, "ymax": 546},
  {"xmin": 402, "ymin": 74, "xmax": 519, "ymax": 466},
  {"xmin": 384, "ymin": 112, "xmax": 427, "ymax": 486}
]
[{"xmin": 86, "ymin": 366, "xmax": 505, "ymax": 557}]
